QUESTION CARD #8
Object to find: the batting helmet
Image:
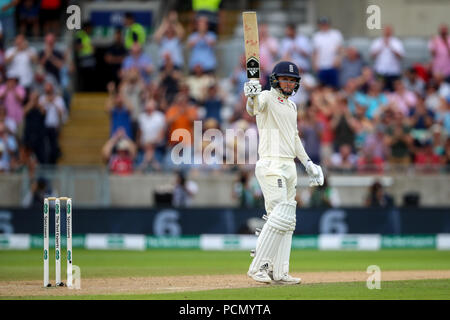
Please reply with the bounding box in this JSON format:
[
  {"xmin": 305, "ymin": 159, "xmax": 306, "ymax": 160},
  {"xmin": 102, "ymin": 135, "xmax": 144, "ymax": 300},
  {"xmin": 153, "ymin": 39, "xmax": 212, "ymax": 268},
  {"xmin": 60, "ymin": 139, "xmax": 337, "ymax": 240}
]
[{"xmin": 269, "ymin": 61, "xmax": 301, "ymax": 96}]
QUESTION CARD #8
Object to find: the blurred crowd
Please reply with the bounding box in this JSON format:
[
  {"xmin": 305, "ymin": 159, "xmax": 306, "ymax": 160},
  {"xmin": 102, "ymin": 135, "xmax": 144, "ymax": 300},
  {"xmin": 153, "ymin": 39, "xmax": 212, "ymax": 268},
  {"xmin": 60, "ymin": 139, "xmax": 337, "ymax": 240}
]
[
  {"xmin": 98, "ymin": 13, "xmax": 450, "ymax": 180},
  {"xmin": 0, "ymin": 35, "xmax": 73, "ymax": 177},
  {"xmin": 0, "ymin": 5, "xmax": 449, "ymax": 204}
]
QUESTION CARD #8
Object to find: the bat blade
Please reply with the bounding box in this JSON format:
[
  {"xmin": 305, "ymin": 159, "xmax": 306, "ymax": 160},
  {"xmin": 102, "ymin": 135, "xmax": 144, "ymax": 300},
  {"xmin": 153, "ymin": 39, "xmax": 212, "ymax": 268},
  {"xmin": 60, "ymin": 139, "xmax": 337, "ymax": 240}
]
[{"xmin": 242, "ymin": 11, "xmax": 260, "ymax": 80}]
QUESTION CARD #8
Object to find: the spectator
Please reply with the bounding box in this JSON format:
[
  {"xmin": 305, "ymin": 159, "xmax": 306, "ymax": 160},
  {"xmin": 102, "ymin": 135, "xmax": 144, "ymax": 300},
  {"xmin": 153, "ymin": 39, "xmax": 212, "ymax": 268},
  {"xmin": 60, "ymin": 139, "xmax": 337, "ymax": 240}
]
[
  {"xmin": 365, "ymin": 181, "xmax": 394, "ymax": 207},
  {"xmin": 328, "ymin": 143, "xmax": 358, "ymax": 173},
  {"xmin": 435, "ymin": 96, "xmax": 450, "ymax": 136},
  {"xmin": 291, "ymin": 70, "xmax": 318, "ymax": 108},
  {"xmin": 18, "ymin": 0, "xmax": 40, "ymax": 37},
  {"xmin": 0, "ymin": 18, "xmax": 3, "ymax": 51},
  {"xmin": 22, "ymin": 177, "xmax": 54, "ymax": 208},
  {"xmin": 414, "ymin": 140, "xmax": 441, "ymax": 172},
  {"xmin": 229, "ymin": 54, "xmax": 247, "ymax": 97},
  {"xmin": 157, "ymin": 52, "xmax": 182, "ymax": 105},
  {"xmin": 121, "ymin": 43, "xmax": 153, "ymax": 85},
  {"xmin": 190, "ymin": 0, "xmax": 223, "ymax": 34},
  {"xmin": 389, "ymin": 79, "xmax": 418, "ymax": 117},
  {"xmin": 442, "ymin": 137, "xmax": 450, "ymax": 172},
  {"xmin": 233, "ymin": 170, "xmax": 263, "ymax": 208},
  {"xmin": 0, "ymin": 0, "xmax": 19, "ymax": 43},
  {"xmin": 353, "ymin": 101, "xmax": 375, "ymax": 152},
  {"xmin": 104, "ymin": 27, "xmax": 127, "ymax": 86},
  {"xmin": 312, "ymin": 17, "xmax": 344, "ymax": 89},
  {"xmin": 354, "ymin": 66, "xmax": 375, "ymax": 93},
  {"xmin": 136, "ymin": 99, "xmax": 166, "ymax": 172},
  {"xmin": 311, "ymin": 86, "xmax": 336, "ymax": 163},
  {"xmin": 358, "ymin": 124, "xmax": 389, "ymax": 172},
  {"xmin": 364, "ymin": 124, "xmax": 390, "ymax": 160},
  {"xmin": 0, "ymin": 104, "xmax": 16, "ymax": 134},
  {"xmin": 105, "ymin": 81, "xmax": 133, "ymax": 139},
  {"xmin": 203, "ymin": 83, "xmax": 223, "ymax": 124},
  {"xmin": 0, "ymin": 73, "xmax": 26, "ymax": 127},
  {"xmin": 101, "ymin": 128, "xmax": 137, "ymax": 175},
  {"xmin": 354, "ymin": 80, "xmax": 388, "ymax": 120},
  {"xmin": 298, "ymin": 106, "xmax": 322, "ymax": 164},
  {"xmin": 226, "ymin": 112, "xmax": 258, "ymax": 171},
  {"xmin": 166, "ymin": 88, "xmax": 198, "ymax": 147},
  {"xmin": 259, "ymin": 23, "xmax": 279, "ymax": 73},
  {"xmin": 340, "ymin": 78, "xmax": 359, "ymax": 114},
  {"xmin": 424, "ymin": 81, "xmax": 442, "ymax": 113},
  {"xmin": 5, "ymin": 34, "xmax": 38, "ymax": 90},
  {"xmin": 191, "ymin": 138, "xmax": 223, "ymax": 174},
  {"xmin": 39, "ymin": 32, "xmax": 64, "ymax": 85},
  {"xmin": 408, "ymin": 96, "xmax": 435, "ymax": 132},
  {"xmin": 369, "ymin": 25, "xmax": 405, "ymax": 91},
  {"xmin": 39, "ymin": 81, "xmax": 66, "ymax": 164},
  {"xmin": 59, "ymin": 48, "xmax": 74, "ymax": 112},
  {"xmin": 172, "ymin": 170, "xmax": 198, "ymax": 207},
  {"xmin": 154, "ymin": 11, "xmax": 185, "ymax": 70},
  {"xmin": 118, "ymin": 68, "xmax": 146, "ymax": 139},
  {"xmin": 430, "ymin": 124, "xmax": 445, "ymax": 157},
  {"xmin": 123, "ymin": 12, "xmax": 146, "ymax": 51},
  {"xmin": 187, "ymin": 16, "xmax": 217, "ymax": 74},
  {"xmin": 403, "ymin": 67, "xmax": 425, "ymax": 98},
  {"xmin": 433, "ymin": 73, "xmax": 450, "ymax": 100},
  {"xmin": 22, "ymin": 90, "xmax": 45, "ymax": 164},
  {"xmin": 185, "ymin": 64, "xmax": 215, "ymax": 104},
  {"xmin": 358, "ymin": 148, "xmax": 385, "ymax": 174},
  {"xmin": 428, "ymin": 24, "xmax": 450, "ymax": 81},
  {"xmin": 306, "ymin": 177, "xmax": 341, "ymax": 208},
  {"xmin": 280, "ymin": 23, "xmax": 312, "ymax": 73},
  {"xmin": 30, "ymin": 65, "xmax": 58, "ymax": 95},
  {"xmin": 74, "ymin": 22, "xmax": 96, "ymax": 91},
  {"xmin": 0, "ymin": 121, "xmax": 18, "ymax": 172},
  {"xmin": 40, "ymin": 0, "xmax": 63, "ymax": 36},
  {"xmin": 385, "ymin": 112, "xmax": 413, "ymax": 167},
  {"xmin": 339, "ymin": 46, "xmax": 364, "ymax": 88},
  {"xmin": 331, "ymin": 97, "xmax": 357, "ymax": 150}
]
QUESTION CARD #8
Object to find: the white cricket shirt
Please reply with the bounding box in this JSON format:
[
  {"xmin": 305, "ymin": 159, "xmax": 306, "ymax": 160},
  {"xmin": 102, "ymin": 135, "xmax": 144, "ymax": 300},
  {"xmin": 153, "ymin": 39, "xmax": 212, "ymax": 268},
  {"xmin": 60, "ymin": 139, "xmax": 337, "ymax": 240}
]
[{"xmin": 246, "ymin": 87, "xmax": 310, "ymax": 166}]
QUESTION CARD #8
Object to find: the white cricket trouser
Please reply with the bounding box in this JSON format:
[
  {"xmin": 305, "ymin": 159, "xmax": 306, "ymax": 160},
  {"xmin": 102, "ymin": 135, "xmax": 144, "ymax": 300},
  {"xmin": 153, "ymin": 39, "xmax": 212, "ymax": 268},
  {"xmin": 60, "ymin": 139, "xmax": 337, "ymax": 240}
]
[
  {"xmin": 255, "ymin": 157, "xmax": 298, "ymax": 214},
  {"xmin": 248, "ymin": 157, "xmax": 298, "ymax": 279}
]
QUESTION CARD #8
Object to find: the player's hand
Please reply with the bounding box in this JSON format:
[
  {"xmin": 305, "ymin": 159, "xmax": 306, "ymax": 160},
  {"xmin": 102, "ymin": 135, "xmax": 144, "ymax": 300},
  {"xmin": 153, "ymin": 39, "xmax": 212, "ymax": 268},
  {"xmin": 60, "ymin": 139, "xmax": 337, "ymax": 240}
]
[
  {"xmin": 305, "ymin": 160, "xmax": 324, "ymax": 187},
  {"xmin": 244, "ymin": 80, "xmax": 261, "ymax": 97}
]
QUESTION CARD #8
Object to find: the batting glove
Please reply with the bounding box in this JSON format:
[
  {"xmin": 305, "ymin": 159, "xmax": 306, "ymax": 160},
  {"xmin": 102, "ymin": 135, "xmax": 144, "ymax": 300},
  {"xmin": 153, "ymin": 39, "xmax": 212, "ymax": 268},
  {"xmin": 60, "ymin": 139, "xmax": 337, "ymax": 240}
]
[
  {"xmin": 244, "ymin": 80, "xmax": 262, "ymax": 97},
  {"xmin": 305, "ymin": 160, "xmax": 324, "ymax": 187}
]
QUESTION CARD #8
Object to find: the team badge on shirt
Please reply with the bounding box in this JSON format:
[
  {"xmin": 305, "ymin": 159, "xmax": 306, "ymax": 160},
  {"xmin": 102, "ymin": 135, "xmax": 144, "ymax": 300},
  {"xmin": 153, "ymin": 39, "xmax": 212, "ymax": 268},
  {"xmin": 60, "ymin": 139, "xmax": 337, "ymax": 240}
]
[{"xmin": 277, "ymin": 97, "xmax": 284, "ymax": 103}]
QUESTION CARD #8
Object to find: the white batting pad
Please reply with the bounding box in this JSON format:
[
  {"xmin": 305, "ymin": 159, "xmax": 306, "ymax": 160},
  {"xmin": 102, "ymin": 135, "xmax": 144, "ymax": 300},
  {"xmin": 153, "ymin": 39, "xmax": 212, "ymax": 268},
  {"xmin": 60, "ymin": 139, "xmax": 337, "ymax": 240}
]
[
  {"xmin": 272, "ymin": 231, "xmax": 294, "ymax": 280},
  {"xmin": 248, "ymin": 201, "xmax": 297, "ymax": 276}
]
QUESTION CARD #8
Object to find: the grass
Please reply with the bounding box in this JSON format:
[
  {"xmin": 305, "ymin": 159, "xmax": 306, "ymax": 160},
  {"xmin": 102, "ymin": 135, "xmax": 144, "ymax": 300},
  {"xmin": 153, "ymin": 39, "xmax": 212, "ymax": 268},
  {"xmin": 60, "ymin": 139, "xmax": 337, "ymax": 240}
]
[
  {"xmin": 1, "ymin": 249, "xmax": 449, "ymax": 299},
  {"xmin": 1, "ymin": 249, "xmax": 450, "ymax": 280}
]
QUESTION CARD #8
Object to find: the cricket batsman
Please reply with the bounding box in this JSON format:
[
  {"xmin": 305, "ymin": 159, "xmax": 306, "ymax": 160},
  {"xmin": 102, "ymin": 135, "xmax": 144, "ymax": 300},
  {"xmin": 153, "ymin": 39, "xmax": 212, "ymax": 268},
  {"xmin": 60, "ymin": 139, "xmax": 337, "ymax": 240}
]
[{"xmin": 244, "ymin": 61, "xmax": 324, "ymax": 284}]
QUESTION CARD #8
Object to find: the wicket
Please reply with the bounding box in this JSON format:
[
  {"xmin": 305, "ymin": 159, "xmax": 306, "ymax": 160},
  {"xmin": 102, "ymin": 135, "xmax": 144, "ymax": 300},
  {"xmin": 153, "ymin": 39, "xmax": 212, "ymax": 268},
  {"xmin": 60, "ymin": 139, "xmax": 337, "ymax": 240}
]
[{"xmin": 43, "ymin": 197, "xmax": 72, "ymax": 288}]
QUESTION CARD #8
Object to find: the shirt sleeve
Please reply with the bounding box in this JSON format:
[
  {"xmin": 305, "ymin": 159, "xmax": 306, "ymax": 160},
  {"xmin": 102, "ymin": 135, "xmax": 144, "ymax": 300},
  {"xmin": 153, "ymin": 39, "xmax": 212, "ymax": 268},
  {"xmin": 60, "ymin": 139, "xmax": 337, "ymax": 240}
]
[
  {"xmin": 392, "ymin": 38, "xmax": 405, "ymax": 56},
  {"xmin": 312, "ymin": 34, "xmax": 319, "ymax": 50},
  {"xmin": 297, "ymin": 36, "xmax": 312, "ymax": 56},
  {"xmin": 369, "ymin": 38, "xmax": 381, "ymax": 54},
  {"xmin": 246, "ymin": 91, "xmax": 268, "ymax": 116},
  {"xmin": 246, "ymin": 97, "xmax": 256, "ymax": 116},
  {"xmin": 294, "ymin": 129, "xmax": 311, "ymax": 167},
  {"xmin": 5, "ymin": 48, "xmax": 14, "ymax": 59}
]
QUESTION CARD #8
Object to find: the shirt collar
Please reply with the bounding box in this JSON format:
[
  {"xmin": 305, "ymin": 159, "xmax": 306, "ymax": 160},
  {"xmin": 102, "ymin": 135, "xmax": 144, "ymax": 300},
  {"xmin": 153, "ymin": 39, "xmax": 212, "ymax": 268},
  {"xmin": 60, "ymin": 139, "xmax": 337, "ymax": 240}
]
[{"xmin": 270, "ymin": 87, "xmax": 289, "ymax": 100}]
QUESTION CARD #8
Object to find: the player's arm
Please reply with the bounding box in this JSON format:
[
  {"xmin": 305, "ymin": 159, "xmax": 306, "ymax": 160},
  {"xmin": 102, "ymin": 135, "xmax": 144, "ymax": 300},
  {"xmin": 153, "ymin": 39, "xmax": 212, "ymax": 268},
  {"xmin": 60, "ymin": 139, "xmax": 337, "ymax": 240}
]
[
  {"xmin": 295, "ymin": 128, "xmax": 324, "ymax": 187},
  {"xmin": 244, "ymin": 80, "xmax": 265, "ymax": 116}
]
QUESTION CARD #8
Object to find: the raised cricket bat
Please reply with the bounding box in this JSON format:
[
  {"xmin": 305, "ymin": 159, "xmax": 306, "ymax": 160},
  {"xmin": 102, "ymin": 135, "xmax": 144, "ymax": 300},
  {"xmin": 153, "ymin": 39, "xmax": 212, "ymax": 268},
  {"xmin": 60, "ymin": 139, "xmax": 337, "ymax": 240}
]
[{"xmin": 242, "ymin": 11, "xmax": 260, "ymax": 81}]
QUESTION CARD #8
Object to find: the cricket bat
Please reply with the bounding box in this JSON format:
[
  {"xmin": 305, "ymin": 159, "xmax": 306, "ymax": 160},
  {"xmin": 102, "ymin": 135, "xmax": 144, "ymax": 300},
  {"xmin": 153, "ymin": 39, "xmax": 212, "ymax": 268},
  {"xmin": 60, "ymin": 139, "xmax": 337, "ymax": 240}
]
[{"xmin": 242, "ymin": 11, "xmax": 260, "ymax": 81}]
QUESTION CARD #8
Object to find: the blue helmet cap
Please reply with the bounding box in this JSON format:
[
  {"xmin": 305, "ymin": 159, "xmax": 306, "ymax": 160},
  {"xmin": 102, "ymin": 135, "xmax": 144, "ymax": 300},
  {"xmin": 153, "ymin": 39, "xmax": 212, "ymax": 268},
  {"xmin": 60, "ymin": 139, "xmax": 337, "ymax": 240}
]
[
  {"xmin": 270, "ymin": 61, "xmax": 301, "ymax": 95},
  {"xmin": 271, "ymin": 61, "xmax": 300, "ymax": 79}
]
